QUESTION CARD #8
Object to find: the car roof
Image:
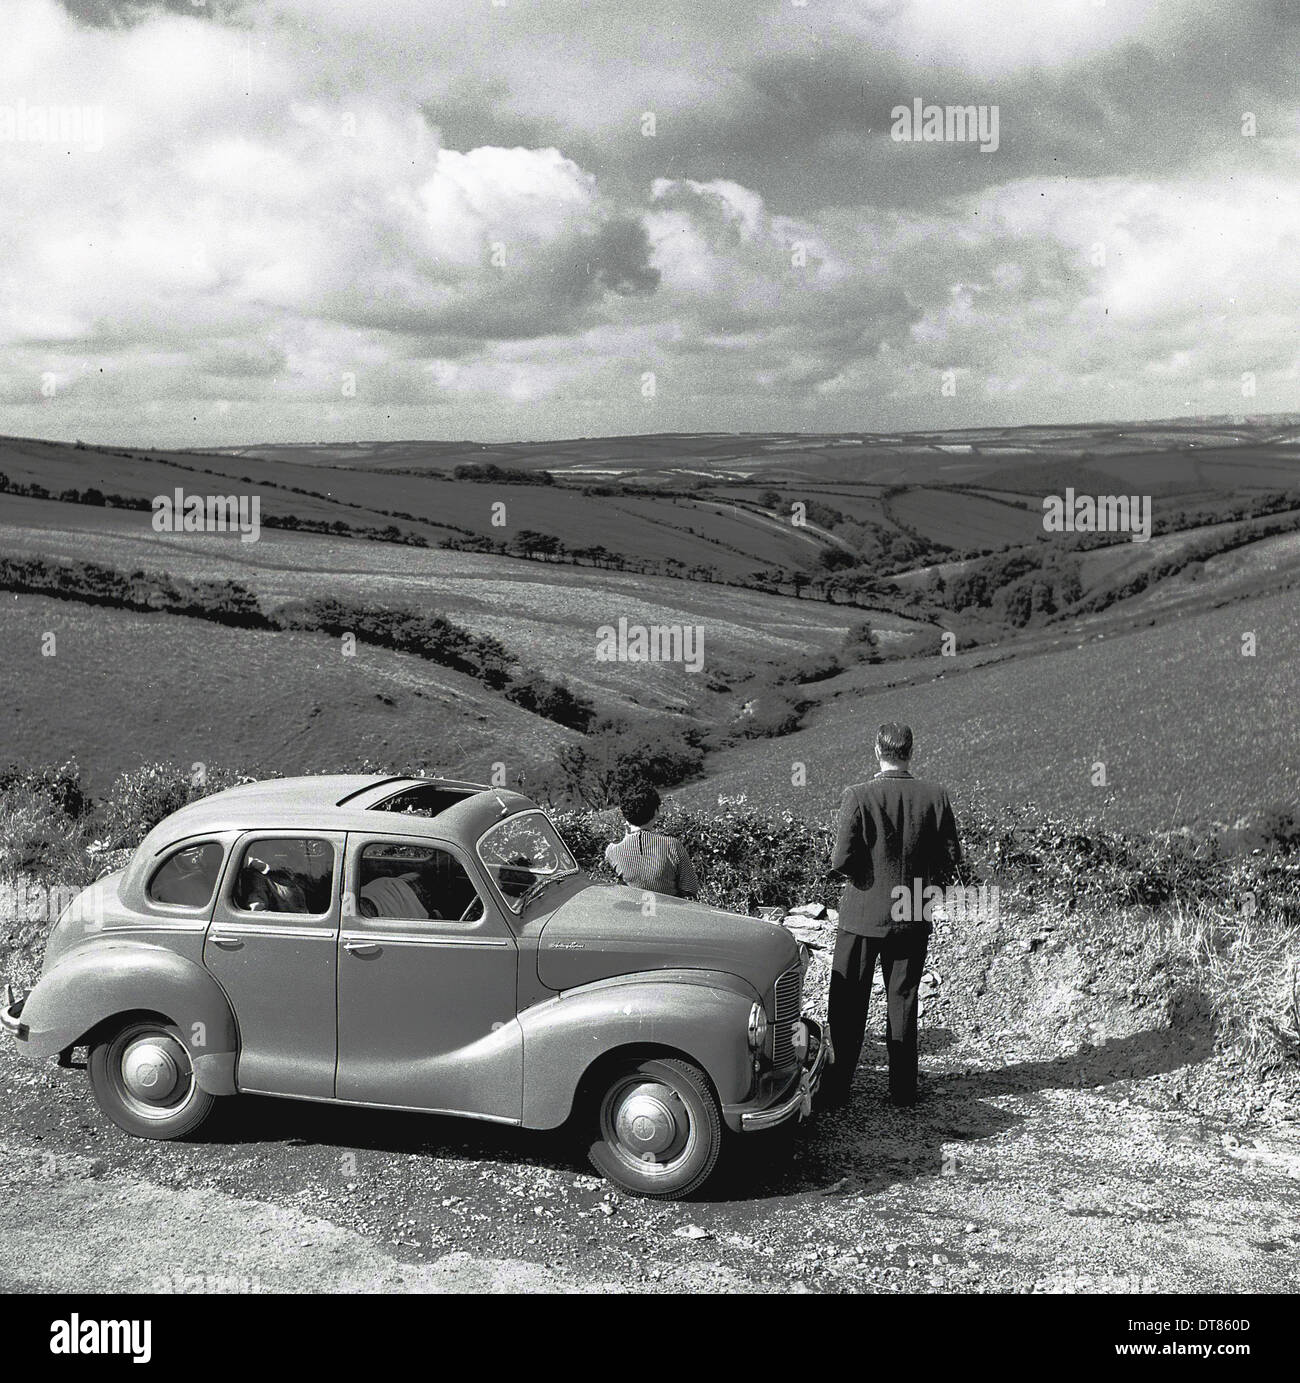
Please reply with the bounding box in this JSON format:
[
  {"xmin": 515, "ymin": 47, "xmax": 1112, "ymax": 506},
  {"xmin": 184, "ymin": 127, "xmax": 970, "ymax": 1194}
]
[
  {"xmin": 128, "ymin": 776, "xmax": 538, "ymax": 863},
  {"xmin": 168, "ymin": 774, "xmax": 474, "ymax": 812}
]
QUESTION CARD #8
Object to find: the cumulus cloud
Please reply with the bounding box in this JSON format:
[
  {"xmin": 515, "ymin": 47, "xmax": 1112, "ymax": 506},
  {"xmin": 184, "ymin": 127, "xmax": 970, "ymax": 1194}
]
[{"xmin": 0, "ymin": 0, "xmax": 1294, "ymax": 442}]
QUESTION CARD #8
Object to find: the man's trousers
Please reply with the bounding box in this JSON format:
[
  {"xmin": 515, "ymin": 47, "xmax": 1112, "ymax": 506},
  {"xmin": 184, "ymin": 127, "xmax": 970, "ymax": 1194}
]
[{"xmin": 826, "ymin": 928, "xmax": 929, "ymax": 1105}]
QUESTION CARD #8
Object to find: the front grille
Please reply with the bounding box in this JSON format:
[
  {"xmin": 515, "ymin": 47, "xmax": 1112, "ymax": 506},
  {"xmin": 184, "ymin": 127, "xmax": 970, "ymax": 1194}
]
[{"xmin": 772, "ymin": 965, "xmax": 802, "ymax": 1067}]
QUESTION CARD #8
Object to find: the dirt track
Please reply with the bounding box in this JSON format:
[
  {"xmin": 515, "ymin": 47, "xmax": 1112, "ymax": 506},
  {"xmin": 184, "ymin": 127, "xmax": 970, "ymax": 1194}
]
[{"xmin": 4, "ymin": 1022, "xmax": 1298, "ymax": 1294}]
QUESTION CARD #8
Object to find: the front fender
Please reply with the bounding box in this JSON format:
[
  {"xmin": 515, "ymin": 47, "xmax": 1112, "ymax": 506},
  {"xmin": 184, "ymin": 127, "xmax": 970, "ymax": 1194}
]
[
  {"xmin": 518, "ymin": 968, "xmax": 757, "ymax": 1129},
  {"xmin": 12, "ymin": 941, "xmax": 239, "ymax": 1094}
]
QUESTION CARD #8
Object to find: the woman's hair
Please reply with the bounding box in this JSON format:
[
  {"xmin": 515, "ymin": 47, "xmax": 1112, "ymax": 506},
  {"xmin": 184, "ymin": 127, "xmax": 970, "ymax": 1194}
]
[{"xmin": 618, "ymin": 782, "xmax": 661, "ymax": 827}]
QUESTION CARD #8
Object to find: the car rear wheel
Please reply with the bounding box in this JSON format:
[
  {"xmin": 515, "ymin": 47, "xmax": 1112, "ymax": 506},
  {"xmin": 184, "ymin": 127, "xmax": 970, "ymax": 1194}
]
[
  {"xmin": 88, "ymin": 1019, "xmax": 215, "ymax": 1140},
  {"xmin": 588, "ymin": 1057, "xmax": 722, "ymax": 1198}
]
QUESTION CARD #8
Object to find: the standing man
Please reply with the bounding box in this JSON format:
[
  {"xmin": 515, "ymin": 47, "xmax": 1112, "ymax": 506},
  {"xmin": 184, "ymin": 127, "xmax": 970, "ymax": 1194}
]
[{"xmin": 821, "ymin": 722, "xmax": 962, "ymax": 1109}]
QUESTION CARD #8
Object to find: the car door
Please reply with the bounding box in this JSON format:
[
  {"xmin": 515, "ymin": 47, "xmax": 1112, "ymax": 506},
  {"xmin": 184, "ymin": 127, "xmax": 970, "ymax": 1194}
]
[
  {"xmin": 335, "ymin": 833, "xmax": 522, "ymax": 1120},
  {"xmin": 203, "ymin": 830, "xmax": 343, "ymax": 1098}
]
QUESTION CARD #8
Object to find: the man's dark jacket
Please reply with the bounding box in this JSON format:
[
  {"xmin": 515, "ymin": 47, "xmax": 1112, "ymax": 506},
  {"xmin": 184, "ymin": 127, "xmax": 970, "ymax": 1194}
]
[{"xmin": 830, "ymin": 769, "xmax": 962, "ymax": 937}]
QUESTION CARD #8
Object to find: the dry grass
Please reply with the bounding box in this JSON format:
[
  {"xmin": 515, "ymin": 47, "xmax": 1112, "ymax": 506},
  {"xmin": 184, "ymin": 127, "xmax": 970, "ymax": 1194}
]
[
  {"xmin": 1195, "ymin": 911, "xmax": 1300, "ymax": 1073},
  {"xmin": 0, "ymin": 787, "xmax": 92, "ymax": 883},
  {"xmin": 1135, "ymin": 901, "xmax": 1300, "ymax": 1075}
]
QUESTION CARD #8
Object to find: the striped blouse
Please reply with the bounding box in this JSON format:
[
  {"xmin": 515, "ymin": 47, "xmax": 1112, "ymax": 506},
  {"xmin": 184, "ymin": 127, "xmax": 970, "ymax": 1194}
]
[{"xmin": 604, "ymin": 829, "xmax": 699, "ymax": 898}]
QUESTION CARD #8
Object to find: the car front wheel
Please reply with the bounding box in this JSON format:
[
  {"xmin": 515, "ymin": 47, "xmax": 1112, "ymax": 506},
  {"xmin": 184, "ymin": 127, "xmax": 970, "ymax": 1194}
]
[
  {"xmin": 588, "ymin": 1056, "xmax": 722, "ymax": 1198},
  {"xmin": 88, "ymin": 1019, "xmax": 215, "ymax": 1140}
]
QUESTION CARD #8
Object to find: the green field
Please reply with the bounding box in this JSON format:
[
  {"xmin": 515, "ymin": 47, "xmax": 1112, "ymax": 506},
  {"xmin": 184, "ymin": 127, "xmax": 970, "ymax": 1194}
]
[
  {"xmin": 4, "ymin": 422, "xmax": 1299, "ymax": 828},
  {"xmin": 0, "ymin": 436, "xmax": 851, "ymax": 581},
  {"xmin": 679, "ymin": 585, "xmax": 1300, "ymax": 830},
  {"xmin": 886, "ymin": 487, "xmax": 1050, "ymax": 549},
  {"xmin": 0, "ymin": 593, "xmax": 576, "ymax": 793},
  {"xmin": 0, "ymin": 496, "xmax": 935, "ymax": 712}
]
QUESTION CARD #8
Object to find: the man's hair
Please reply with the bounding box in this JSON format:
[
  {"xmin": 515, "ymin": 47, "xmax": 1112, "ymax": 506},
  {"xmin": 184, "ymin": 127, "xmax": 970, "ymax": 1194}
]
[
  {"xmin": 618, "ymin": 782, "xmax": 661, "ymax": 827},
  {"xmin": 876, "ymin": 722, "xmax": 914, "ymax": 762}
]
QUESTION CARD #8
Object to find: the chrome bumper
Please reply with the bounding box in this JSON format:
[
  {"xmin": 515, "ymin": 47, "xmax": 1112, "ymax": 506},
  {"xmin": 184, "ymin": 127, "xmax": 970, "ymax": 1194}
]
[
  {"xmin": 2, "ymin": 983, "xmax": 28, "ymax": 1041},
  {"xmin": 740, "ymin": 1016, "xmax": 828, "ymax": 1132}
]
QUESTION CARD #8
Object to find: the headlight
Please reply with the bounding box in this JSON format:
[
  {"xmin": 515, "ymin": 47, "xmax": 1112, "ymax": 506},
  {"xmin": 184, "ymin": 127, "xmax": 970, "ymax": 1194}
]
[{"xmin": 747, "ymin": 1001, "xmax": 768, "ymax": 1052}]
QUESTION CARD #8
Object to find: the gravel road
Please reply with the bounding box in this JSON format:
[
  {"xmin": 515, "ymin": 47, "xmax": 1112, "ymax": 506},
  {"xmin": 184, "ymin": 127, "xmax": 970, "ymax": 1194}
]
[{"xmin": 4, "ymin": 1023, "xmax": 1298, "ymax": 1294}]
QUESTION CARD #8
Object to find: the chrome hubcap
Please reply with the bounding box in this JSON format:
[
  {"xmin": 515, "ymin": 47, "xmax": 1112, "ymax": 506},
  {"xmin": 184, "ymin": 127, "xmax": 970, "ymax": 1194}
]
[
  {"xmin": 109, "ymin": 1028, "xmax": 194, "ymax": 1118},
  {"xmin": 602, "ymin": 1072, "xmax": 695, "ymax": 1175},
  {"xmin": 121, "ymin": 1037, "xmax": 182, "ymax": 1103},
  {"xmin": 615, "ymin": 1084, "xmax": 679, "ymax": 1157}
]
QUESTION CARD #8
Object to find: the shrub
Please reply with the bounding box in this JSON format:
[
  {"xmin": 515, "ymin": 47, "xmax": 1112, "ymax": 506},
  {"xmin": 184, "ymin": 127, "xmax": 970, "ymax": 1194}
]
[
  {"xmin": 273, "ymin": 596, "xmax": 593, "ymax": 730},
  {"xmin": 0, "ymin": 759, "xmax": 87, "ymax": 820},
  {"xmin": 94, "ymin": 762, "xmax": 255, "ymax": 851},
  {"xmin": 550, "ymin": 717, "xmax": 705, "ymax": 807},
  {"xmin": 1196, "ymin": 907, "xmax": 1300, "ymax": 1073},
  {"xmin": 502, "ymin": 673, "xmax": 597, "ymax": 732},
  {"xmin": 841, "ymin": 620, "xmax": 880, "ymax": 663},
  {"xmin": 726, "ymin": 687, "xmax": 805, "ymax": 741},
  {"xmin": 0, "ymin": 555, "xmax": 269, "ymax": 628},
  {"xmin": 1235, "ymin": 802, "xmax": 1300, "ymax": 855},
  {"xmin": 0, "ymin": 785, "xmax": 92, "ymax": 883}
]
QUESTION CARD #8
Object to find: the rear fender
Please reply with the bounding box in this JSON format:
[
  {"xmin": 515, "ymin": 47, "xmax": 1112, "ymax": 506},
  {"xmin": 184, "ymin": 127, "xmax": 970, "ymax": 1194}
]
[
  {"xmin": 519, "ymin": 969, "xmax": 757, "ymax": 1129},
  {"xmin": 14, "ymin": 941, "xmax": 239, "ymax": 1095}
]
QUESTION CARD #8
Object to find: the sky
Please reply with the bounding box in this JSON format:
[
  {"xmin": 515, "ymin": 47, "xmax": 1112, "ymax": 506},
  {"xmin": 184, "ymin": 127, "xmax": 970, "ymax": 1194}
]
[{"xmin": 0, "ymin": 0, "xmax": 1296, "ymax": 446}]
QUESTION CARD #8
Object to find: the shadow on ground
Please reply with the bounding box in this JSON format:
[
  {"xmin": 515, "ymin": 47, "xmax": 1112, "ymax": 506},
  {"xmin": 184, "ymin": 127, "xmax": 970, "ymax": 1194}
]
[
  {"xmin": 191, "ymin": 1018, "xmax": 1214, "ymax": 1207},
  {"xmin": 718, "ymin": 1017, "xmax": 1217, "ymax": 1202}
]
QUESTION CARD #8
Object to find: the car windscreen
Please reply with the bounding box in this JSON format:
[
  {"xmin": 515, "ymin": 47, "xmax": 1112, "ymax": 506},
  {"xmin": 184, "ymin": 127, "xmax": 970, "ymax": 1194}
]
[{"xmin": 476, "ymin": 811, "xmax": 578, "ymax": 912}]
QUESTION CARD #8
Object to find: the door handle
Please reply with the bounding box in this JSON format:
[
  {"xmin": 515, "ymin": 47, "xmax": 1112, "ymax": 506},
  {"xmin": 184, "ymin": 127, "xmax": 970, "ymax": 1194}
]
[
  {"xmin": 343, "ymin": 939, "xmax": 381, "ymax": 956},
  {"xmin": 209, "ymin": 933, "xmax": 244, "ymax": 949}
]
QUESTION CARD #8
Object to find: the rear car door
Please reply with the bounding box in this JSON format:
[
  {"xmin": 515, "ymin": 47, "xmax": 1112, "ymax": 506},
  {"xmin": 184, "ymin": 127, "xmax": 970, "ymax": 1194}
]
[
  {"xmin": 203, "ymin": 830, "xmax": 343, "ymax": 1098},
  {"xmin": 335, "ymin": 833, "xmax": 521, "ymax": 1120}
]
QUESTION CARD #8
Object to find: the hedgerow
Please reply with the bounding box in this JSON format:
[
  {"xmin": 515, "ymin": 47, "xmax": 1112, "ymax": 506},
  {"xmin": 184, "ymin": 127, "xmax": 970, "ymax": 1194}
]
[{"xmin": 0, "ymin": 554, "xmax": 596, "ymax": 733}]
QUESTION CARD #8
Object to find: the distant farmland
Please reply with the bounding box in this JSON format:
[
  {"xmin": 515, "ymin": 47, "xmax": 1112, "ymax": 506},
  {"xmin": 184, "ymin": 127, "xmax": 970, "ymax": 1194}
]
[
  {"xmin": 3, "ymin": 421, "xmax": 1298, "ymax": 824},
  {"xmin": 0, "ymin": 436, "xmax": 836, "ymax": 581},
  {"xmin": 681, "ymin": 585, "xmax": 1300, "ymax": 831},
  {"xmin": 886, "ymin": 487, "xmax": 1049, "ymax": 549},
  {"xmin": 0, "ymin": 495, "xmax": 934, "ymax": 722}
]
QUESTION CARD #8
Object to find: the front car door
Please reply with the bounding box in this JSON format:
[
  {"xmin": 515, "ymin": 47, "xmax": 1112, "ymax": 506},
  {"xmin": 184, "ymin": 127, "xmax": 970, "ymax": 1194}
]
[
  {"xmin": 203, "ymin": 830, "xmax": 343, "ymax": 1097},
  {"xmin": 335, "ymin": 833, "xmax": 521, "ymax": 1120}
]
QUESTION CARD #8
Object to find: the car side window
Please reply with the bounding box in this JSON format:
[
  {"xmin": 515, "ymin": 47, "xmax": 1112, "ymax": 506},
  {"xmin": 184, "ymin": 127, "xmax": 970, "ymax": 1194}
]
[
  {"xmin": 233, "ymin": 837, "xmax": 335, "ymax": 916},
  {"xmin": 148, "ymin": 841, "xmax": 225, "ymax": 909},
  {"xmin": 356, "ymin": 842, "xmax": 485, "ymax": 923}
]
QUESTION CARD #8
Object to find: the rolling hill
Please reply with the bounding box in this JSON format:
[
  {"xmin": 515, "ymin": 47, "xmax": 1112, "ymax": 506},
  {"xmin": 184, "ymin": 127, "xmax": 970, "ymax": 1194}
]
[
  {"xmin": 0, "ymin": 591, "xmax": 578, "ymax": 793},
  {"xmin": 678, "ymin": 583, "xmax": 1300, "ymax": 831},
  {"xmin": 2, "ymin": 419, "xmax": 1299, "ymax": 826}
]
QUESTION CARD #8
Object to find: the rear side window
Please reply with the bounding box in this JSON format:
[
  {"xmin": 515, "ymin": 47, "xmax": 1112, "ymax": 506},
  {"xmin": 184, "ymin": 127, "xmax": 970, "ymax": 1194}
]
[
  {"xmin": 148, "ymin": 841, "xmax": 225, "ymax": 909},
  {"xmin": 233, "ymin": 837, "xmax": 335, "ymax": 916}
]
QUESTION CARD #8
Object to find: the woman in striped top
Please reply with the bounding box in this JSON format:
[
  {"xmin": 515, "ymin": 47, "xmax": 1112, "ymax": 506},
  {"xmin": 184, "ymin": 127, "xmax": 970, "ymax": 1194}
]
[{"xmin": 603, "ymin": 784, "xmax": 700, "ymax": 899}]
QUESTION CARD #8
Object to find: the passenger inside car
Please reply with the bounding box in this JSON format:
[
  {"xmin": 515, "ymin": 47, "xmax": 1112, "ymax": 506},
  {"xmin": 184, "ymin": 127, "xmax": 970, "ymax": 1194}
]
[
  {"xmin": 234, "ymin": 837, "xmax": 333, "ymax": 915},
  {"xmin": 357, "ymin": 843, "xmax": 483, "ymax": 921},
  {"xmin": 358, "ymin": 873, "xmax": 431, "ymax": 919}
]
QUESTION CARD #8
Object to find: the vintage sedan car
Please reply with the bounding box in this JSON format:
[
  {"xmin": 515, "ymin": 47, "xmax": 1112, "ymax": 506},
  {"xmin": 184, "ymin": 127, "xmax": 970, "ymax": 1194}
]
[{"xmin": 3, "ymin": 775, "xmax": 825, "ymax": 1197}]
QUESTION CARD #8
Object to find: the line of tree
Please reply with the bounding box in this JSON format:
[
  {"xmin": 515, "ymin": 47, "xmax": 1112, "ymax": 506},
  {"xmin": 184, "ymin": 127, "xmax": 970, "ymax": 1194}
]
[
  {"xmin": 0, "ymin": 553, "xmax": 267, "ymax": 626},
  {"xmin": 1069, "ymin": 508, "xmax": 1300, "ymax": 617},
  {"xmin": 1, "ymin": 465, "xmax": 943, "ymax": 612},
  {"xmin": 918, "ymin": 497, "xmax": 1300, "ymax": 629},
  {"xmin": 273, "ymin": 595, "xmax": 596, "ymax": 732},
  {"xmin": 0, "ymin": 470, "xmax": 439, "ymax": 549},
  {"xmin": 451, "ymin": 462, "xmax": 555, "ymax": 485}
]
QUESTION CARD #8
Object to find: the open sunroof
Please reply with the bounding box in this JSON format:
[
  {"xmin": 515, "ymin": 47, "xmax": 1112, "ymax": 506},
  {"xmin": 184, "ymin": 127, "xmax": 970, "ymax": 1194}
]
[{"xmin": 368, "ymin": 783, "xmax": 482, "ymax": 818}]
